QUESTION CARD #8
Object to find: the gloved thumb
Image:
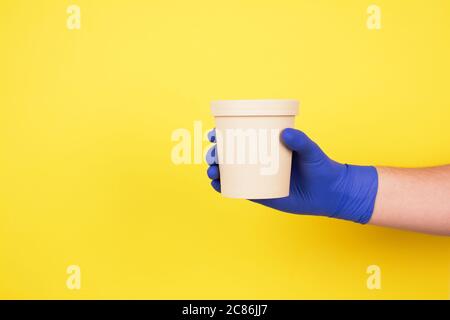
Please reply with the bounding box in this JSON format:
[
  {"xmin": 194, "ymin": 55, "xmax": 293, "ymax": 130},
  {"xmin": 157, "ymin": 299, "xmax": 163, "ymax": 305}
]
[{"xmin": 281, "ymin": 128, "xmax": 326, "ymax": 162}]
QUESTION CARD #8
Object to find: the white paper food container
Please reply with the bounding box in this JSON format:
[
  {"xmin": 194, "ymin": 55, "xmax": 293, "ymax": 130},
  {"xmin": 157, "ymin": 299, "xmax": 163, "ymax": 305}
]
[{"xmin": 211, "ymin": 99, "xmax": 299, "ymax": 199}]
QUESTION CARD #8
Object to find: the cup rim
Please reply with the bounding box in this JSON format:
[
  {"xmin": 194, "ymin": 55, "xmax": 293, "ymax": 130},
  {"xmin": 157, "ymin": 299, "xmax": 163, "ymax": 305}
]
[{"xmin": 211, "ymin": 99, "xmax": 299, "ymax": 116}]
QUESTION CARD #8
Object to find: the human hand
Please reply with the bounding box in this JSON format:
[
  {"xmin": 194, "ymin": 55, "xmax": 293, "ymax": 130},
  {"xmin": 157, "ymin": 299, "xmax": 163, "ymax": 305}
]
[{"xmin": 206, "ymin": 128, "xmax": 378, "ymax": 224}]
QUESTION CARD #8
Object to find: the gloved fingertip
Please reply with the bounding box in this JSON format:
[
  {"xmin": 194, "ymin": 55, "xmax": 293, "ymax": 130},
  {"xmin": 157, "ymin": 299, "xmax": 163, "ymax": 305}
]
[
  {"xmin": 207, "ymin": 129, "xmax": 216, "ymax": 143},
  {"xmin": 281, "ymin": 128, "xmax": 301, "ymax": 150},
  {"xmin": 211, "ymin": 179, "xmax": 221, "ymax": 192},
  {"xmin": 207, "ymin": 165, "xmax": 220, "ymax": 180},
  {"xmin": 205, "ymin": 145, "xmax": 217, "ymax": 165}
]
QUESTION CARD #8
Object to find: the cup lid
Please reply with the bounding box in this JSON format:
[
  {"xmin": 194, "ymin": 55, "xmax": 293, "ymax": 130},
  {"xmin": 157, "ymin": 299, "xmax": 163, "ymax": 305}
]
[{"xmin": 211, "ymin": 99, "xmax": 299, "ymax": 116}]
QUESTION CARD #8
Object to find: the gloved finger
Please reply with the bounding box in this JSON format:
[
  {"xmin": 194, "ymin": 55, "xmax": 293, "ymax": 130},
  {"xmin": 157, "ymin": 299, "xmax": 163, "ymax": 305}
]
[
  {"xmin": 206, "ymin": 145, "xmax": 218, "ymax": 165},
  {"xmin": 207, "ymin": 165, "xmax": 220, "ymax": 180},
  {"xmin": 281, "ymin": 128, "xmax": 326, "ymax": 163},
  {"xmin": 211, "ymin": 179, "xmax": 221, "ymax": 192},
  {"xmin": 207, "ymin": 129, "xmax": 216, "ymax": 143}
]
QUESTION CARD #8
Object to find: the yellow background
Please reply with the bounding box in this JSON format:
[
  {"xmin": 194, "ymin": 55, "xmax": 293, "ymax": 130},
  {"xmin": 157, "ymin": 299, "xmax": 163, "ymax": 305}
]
[{"xmin": 0, "ymin": 0, "xmax": 449, "ymax": 299}]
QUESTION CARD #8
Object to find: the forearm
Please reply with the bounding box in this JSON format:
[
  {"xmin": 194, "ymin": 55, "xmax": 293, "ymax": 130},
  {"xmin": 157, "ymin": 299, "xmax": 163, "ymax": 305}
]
[{"xmin": 369, "ymin": 166, "xmax": 450, "ymax": 235}]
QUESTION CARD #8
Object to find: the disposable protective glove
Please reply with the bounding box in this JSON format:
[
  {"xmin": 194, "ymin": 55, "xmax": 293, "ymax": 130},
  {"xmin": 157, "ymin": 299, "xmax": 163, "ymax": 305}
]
[{"xmin": 206, "ymin": 128, "xmax": 378, "ymax": 224}]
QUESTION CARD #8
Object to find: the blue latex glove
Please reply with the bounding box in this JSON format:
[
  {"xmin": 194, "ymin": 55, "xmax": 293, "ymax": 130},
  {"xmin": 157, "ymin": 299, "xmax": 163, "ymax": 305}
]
[{"xmin": 206, "ymin": 128, "xmax": 378, "ymax": 224}]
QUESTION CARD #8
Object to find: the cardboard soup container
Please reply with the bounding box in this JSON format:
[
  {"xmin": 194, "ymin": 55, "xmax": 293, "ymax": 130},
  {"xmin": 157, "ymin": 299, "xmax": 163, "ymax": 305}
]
[{"xmin": 211, "ymin": 100, "xmax": 299, "ymax": 199}]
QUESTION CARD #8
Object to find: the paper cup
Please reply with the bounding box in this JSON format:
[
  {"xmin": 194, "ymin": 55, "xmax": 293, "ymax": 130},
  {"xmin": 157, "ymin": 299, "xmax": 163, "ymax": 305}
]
[{"xmin": 211, "ymin": 100, "xmax": 299, "ymax": 199}]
